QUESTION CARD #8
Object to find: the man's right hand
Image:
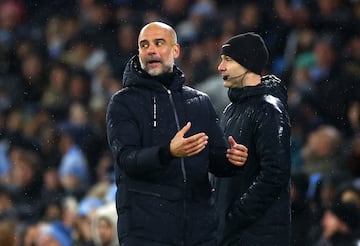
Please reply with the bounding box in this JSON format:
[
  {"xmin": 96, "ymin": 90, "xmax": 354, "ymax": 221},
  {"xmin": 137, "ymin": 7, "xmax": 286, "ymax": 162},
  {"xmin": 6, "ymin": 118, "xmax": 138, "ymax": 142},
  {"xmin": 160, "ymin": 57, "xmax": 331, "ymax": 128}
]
[{"xmin": 170, "ymin": 122, "xmax": 208, "ymax": 157}]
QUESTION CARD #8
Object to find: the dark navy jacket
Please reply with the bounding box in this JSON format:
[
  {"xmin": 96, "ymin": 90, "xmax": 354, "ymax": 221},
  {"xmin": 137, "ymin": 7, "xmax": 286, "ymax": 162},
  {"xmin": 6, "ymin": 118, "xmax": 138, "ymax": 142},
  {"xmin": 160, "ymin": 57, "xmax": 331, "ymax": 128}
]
[
  {"xmin": 215, "ymin": 75, "xmax": 291, "ymax": 246},
  {"xmin": 106, "ymin": 56, "xmax": 235, "ymax": 246}
]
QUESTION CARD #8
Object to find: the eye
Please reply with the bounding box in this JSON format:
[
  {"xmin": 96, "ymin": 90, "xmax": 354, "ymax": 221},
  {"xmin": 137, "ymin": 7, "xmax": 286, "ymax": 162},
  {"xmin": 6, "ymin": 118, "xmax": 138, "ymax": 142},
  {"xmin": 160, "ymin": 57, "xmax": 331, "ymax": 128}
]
[
  {"xmin": 155, "ymin": 40, "xmax": 165, "ymax": 46},
  {"xmin": 139, "ymin": 42, "xmax": 149, "ymax": 49}
]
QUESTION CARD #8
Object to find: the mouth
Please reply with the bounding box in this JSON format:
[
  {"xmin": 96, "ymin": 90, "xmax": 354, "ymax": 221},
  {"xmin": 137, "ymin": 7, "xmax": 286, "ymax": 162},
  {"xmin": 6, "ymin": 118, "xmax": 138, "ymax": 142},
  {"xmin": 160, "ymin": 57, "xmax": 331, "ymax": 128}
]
[
  {"xmin": 222, "ymin": 75, "xmax": 229, "ymax": 80},
  {"xmin": 147, "ymin": 59, "xmax": 162, "ymax": 66}
]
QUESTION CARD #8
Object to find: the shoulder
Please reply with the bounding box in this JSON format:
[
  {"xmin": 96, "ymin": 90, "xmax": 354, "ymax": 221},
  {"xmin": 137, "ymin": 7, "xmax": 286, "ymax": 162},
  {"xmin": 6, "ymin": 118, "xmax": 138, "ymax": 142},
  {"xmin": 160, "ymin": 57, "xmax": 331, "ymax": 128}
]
[
  {"xmin": 107, "ymin": 87, "xmax": 148, "ymax": 115},
  {"xmin": 111, "ymin": 87, "xmax": 135, "ymax": 97},
  {"xmin": 183, "ymin": 85, "xmax": 210, "ymax": 100},
  {"xmin": 252, "ymin": 95, "xmax": 286, "ymax": 119},
  {"xmin": 255, "ymin": 94, "xmax": 290, "ymax": 127},
  {"xmin": 261, "ymin": 94, "xmax": 285, "ymax": 114},
  {"xmin": 109, "ymin": 87, "xmax": 144, "ymax": 103}
]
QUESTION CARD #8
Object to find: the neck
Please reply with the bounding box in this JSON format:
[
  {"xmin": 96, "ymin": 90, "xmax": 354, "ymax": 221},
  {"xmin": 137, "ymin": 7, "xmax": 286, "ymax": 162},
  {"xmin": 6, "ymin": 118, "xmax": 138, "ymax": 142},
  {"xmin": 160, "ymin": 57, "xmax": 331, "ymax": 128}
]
[
  {"xmin": 231, "ymin": 72, "xmax": 261, "ymax": 88},
  {"xmin": 242, "ymin": 73, "xmax": 261, "ymax": 87}
]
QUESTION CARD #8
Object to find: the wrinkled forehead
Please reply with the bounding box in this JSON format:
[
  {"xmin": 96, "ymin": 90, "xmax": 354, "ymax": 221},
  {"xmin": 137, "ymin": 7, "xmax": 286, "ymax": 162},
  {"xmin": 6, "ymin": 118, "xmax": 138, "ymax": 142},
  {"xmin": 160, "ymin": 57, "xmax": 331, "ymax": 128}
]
[{"xmin": 138, "ymin": 24, "xmax": 175, "ymax": 44}]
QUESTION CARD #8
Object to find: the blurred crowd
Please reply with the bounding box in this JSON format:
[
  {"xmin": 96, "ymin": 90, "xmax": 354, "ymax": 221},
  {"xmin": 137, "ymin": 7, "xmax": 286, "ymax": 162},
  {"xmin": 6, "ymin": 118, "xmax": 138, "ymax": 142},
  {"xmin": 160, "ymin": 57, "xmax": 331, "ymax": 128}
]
[{"xmin": 0, "ymin": 0, "xmax": 360, "ymax": 245}]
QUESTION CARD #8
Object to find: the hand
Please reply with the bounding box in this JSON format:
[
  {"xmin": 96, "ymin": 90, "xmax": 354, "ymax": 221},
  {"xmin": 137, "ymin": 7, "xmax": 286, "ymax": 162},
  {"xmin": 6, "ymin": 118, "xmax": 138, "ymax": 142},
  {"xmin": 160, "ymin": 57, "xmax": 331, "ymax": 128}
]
[
  {"xmin": 170, "ymin": 122, "xmax": 208, "ymax": 157},
  {"xmin": 227, "ymin": 136, "xmax": 248, "ymax": 166}
]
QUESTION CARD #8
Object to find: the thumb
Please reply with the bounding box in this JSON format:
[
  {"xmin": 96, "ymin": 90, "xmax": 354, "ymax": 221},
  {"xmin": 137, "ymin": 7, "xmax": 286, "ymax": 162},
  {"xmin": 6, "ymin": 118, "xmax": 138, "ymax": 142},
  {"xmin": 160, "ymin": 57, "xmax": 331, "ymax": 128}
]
[
  {"xmin": 228, "ymin": 136, "xmax": 237, "ymax": 147},
  {"xmin": 179, "ymin": 122, "xmax": 191, "ymax": 136}
]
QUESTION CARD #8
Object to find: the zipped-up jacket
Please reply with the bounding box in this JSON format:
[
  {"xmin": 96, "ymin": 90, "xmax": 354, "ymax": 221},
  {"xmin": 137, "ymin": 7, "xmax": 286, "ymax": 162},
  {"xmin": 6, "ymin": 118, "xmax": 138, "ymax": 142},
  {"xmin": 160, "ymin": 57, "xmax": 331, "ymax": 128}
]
[
  {"xmin": 106, "ymin": 56, "xmax": 235, "ymax": 246},
  {"xmin": 215, "ymin": 75, "xmax": 291, "ymax": 246}
]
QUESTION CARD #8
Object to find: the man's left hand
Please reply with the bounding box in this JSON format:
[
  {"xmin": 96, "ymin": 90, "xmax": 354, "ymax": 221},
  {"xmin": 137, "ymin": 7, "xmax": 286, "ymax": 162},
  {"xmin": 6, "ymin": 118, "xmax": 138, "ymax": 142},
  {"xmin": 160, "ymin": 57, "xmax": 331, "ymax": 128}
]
[{"xmin": 227, "ymin": 136, "xmax": 248, "ymax": 166}]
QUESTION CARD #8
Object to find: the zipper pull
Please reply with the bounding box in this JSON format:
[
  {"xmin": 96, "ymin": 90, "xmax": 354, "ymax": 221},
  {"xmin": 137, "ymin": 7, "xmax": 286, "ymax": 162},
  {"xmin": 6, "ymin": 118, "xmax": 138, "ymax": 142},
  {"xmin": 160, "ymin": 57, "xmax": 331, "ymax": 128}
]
[{"xmin": 166, "ymin": 88, "xmax": 171, "ymax": 95}]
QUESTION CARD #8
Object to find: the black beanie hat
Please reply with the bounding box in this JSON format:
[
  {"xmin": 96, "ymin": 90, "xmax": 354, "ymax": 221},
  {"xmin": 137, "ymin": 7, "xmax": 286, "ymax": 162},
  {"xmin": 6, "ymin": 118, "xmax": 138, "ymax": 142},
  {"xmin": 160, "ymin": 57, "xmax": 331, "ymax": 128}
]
[{"xmin": 221, "ymin": 32, "xmax": 269, "ymax": 75}]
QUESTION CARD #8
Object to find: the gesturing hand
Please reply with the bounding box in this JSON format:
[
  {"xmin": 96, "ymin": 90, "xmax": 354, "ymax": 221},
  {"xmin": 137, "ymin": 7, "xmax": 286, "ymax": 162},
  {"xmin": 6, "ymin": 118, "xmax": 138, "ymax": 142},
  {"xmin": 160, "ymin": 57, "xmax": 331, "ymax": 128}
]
[
  {"xmin": 227, "ymin": 136, "xmax": 248, "ymax": 166},
  {"xmin": 170, "ymin": 122, "xmax": 208, "ymax": 157}
]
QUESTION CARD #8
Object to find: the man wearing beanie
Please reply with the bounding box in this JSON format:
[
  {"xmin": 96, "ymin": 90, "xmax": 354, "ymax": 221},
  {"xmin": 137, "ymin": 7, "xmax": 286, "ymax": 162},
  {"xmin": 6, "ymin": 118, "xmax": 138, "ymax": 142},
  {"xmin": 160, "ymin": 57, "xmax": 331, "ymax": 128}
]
[{"xmin": 214, "ymin": 32, "xmax": 291, "ymax": 245}]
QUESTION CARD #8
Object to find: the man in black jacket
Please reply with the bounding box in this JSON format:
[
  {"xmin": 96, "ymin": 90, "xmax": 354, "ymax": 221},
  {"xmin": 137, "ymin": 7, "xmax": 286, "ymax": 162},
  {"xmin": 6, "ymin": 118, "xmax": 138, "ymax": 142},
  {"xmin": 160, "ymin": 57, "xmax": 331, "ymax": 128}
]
[
  {"xmin": 106, "ymin": 22, "xmax": 248, "ymax": 246},
  {"xmin": 215, "ymin": 33, "xmax": 291, "ymax": 245}
]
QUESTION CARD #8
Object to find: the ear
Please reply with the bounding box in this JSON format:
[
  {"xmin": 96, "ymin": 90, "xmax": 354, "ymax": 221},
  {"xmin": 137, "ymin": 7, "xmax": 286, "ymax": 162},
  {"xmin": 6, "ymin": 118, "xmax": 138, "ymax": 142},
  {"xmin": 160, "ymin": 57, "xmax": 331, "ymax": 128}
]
[{"xmin": 173, "ymin": 44, "xmax": 180, "ymax": 59}]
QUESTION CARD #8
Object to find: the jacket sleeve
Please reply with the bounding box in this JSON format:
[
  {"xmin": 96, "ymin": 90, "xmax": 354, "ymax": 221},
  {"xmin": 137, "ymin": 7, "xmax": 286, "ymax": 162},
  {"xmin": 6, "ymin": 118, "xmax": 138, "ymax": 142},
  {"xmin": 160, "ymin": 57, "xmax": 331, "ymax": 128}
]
[
  {"xmin": 226, "ymin": 102, "xmax": 291, "ymax": 227},
  {"xmin": 106, "ymin": 93, "xmax": 168, "ymax": 178}
]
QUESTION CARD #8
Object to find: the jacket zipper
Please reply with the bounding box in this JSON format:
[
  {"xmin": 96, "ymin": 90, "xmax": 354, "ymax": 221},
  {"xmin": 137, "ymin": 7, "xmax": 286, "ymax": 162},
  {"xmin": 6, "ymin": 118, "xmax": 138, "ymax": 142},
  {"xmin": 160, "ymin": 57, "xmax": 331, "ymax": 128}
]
[
  {"xmin": 164, "ymin": 87, "xmax": 187, "ymax": 183},
  {"xmin": 164, "ymin": 87, "xmax": 187, "ymax": 246}
]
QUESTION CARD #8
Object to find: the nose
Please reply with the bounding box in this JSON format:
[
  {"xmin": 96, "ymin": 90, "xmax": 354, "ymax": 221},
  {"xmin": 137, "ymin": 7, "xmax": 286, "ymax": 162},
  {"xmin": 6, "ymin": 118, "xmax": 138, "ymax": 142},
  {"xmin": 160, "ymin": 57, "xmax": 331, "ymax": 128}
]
[
  {"xmin": 218, "ymin": 61, "xmax": 225, "ymax": 72},
  {"xmin": 147, "ymin": 43, "xmax": 156, "ymax": 54}
]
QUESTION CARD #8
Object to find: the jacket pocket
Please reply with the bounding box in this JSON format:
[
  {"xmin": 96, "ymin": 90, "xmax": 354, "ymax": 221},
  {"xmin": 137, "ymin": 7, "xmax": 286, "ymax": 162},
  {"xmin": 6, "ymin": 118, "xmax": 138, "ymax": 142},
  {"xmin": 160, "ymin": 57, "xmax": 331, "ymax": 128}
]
[
  {"xmin": 127, "ymin": 180, "xmax": 184, "ymax": 243},
  {"xmin": 127, "ymin": 179, "xmax": 183, "ymax": 201}
]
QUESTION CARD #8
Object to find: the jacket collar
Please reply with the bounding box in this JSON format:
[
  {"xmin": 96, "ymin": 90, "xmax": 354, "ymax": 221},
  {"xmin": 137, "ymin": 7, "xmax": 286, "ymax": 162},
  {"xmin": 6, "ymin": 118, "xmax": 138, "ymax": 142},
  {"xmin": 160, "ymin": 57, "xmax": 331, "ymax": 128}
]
[
  {"xmin": 122, "ymin": 55, "xmax": 185, "ymax": 92},
  {"xmin": 228, "ymin": 74, "xmax": 287, "ymax": 105}
]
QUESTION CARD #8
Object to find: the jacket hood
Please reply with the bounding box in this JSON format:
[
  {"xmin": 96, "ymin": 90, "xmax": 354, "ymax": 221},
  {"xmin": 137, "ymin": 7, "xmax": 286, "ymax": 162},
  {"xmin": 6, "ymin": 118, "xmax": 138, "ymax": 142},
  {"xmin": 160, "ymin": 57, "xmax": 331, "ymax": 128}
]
[
  {"xmin": 122, "ymin": 55, "xmax": 185, "ymax": 91},
  {"xmin": 228, "ymin": 74, "xmax": 288, "ymax": 107}
]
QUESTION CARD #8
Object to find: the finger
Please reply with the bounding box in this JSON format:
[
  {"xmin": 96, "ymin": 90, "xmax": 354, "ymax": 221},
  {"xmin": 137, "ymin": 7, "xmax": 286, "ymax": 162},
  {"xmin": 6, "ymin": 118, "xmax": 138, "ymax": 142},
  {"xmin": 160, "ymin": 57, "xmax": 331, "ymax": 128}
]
[
  {"xmin": 178, "ymin": 122, "xmax": 191, "ymax": 137},
  {"xmin": 230, "ymin": 160, "xmax": 245, "ymax": 166},
  {"xmin": 228, "ymin": 136, "xmax": 237, "ymax": 147},
  {"xmin": 228, "ymin": 149, "xmax": 248, "ymax": 160},
  {"xmin": 227, "ymin": 148, "xmax": 248, "ymax": 159},
  {"xmin": 184, "ymin": 136, "xmax": 208, "ymax": 153},
  {"xmin": 187, "ymin": 144, "xmax": 206, "ymax": 156},
  {"xmin": 227, "ymin": 153, "xmax": 246, "ymax": 166},
  {"xmin": 233, "ymin": 144, "xmax": 248, "ymax": 153},
  {"xmin": 184, "ymin": 133, "xmax": 207, "ymax": 147},
  {"xmin": 183, "ymin": 135, "xmax": 208, "ymax": 155}
]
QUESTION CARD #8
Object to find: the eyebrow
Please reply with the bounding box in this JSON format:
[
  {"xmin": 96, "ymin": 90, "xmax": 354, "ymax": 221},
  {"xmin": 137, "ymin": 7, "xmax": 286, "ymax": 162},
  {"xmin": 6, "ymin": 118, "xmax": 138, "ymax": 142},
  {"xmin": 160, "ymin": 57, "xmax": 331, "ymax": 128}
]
[
  {"xmin": 139, "ymin": 38, "xmax": 166, "ymax": 44},
  {"xmin": 154, "ymin": 38, "xmax": 166, "ymax": 43}
]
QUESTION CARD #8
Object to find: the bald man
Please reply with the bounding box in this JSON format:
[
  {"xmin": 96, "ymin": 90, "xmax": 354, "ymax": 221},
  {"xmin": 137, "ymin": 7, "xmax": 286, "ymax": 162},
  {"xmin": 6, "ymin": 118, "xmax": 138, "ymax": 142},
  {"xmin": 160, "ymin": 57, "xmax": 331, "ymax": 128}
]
[{"xmin": 106, "ymin": 22, "xmax": 248, "ymax": 246}]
